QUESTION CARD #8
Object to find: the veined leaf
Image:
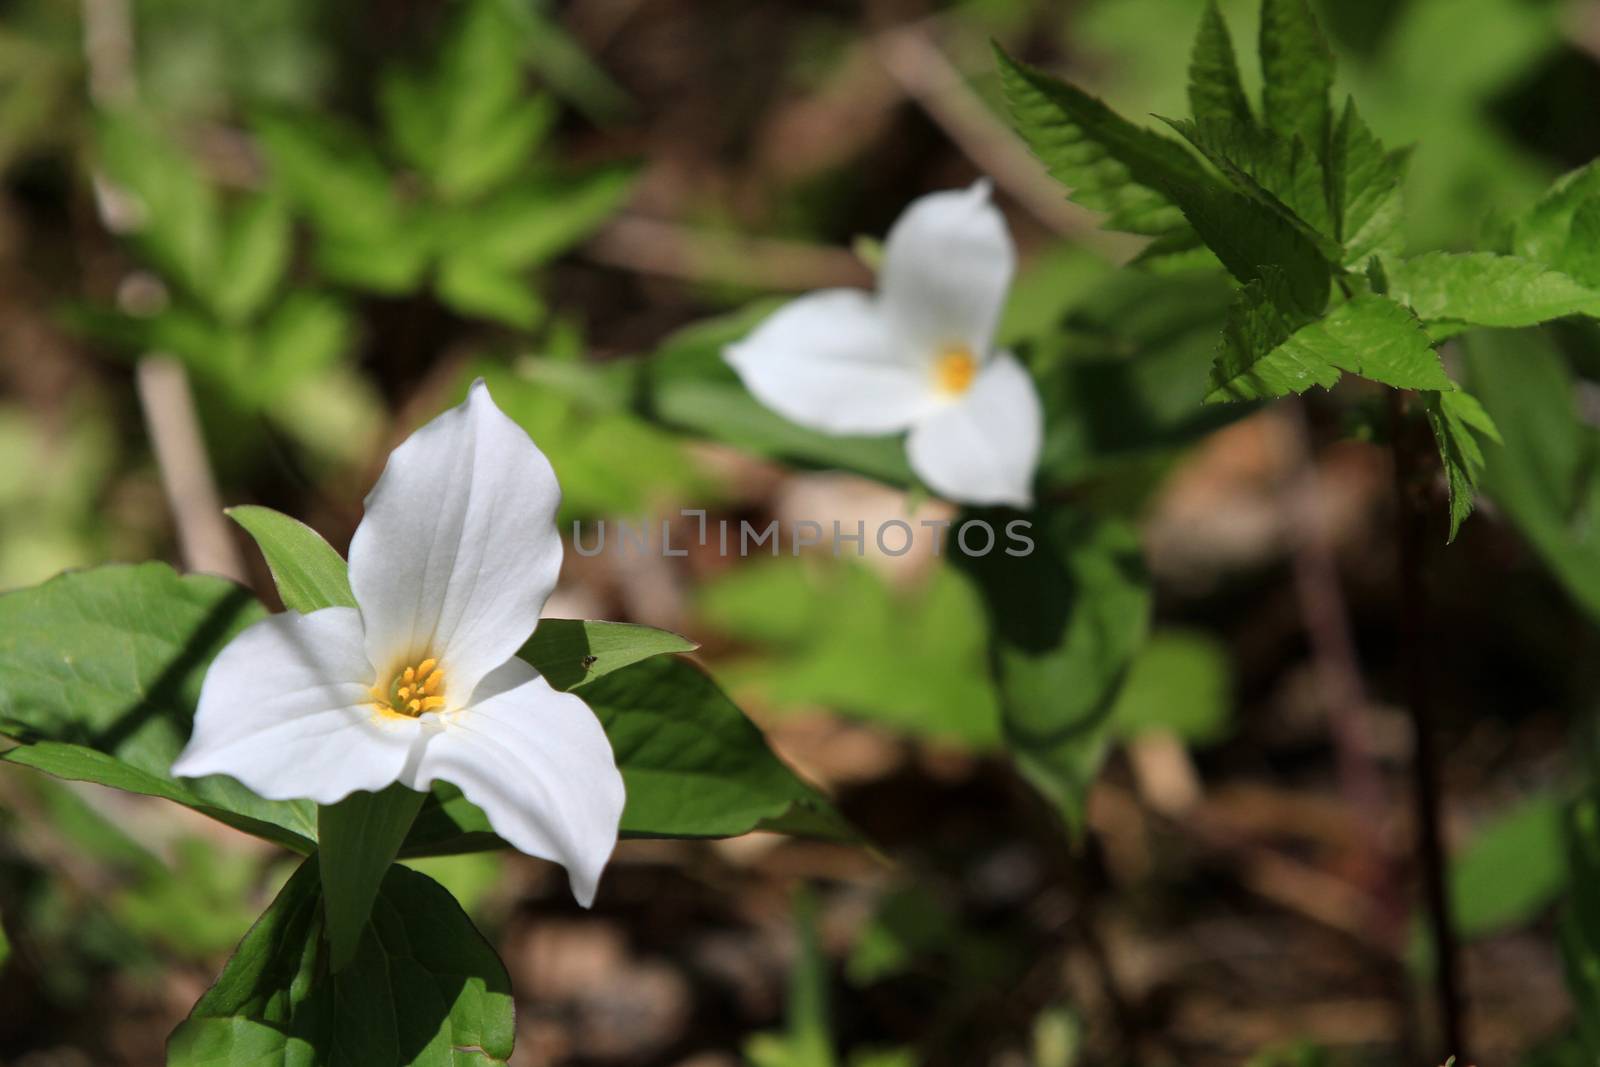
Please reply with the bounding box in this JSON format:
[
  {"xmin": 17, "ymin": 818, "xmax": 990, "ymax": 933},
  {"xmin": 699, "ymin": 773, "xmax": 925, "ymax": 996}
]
[
  {"xmin": 1188, "ymin": 1, "xmax": 1252, "ymax": 127},
  {"xmin": 519, "ymin": 619, "xmax": 697, "ymax": 692},
  {"xmin": 1421, "ymin": 388, "xmax": 1502, "ymax": 542},
  {"xmin": 1162, "ymin": 176, "xmax": 1332, "ymax": 314},
  {"xmin": 1385, "ymin": 252, "xmax": 1600, "ymax": 327},
  {"xmin": 168, "ymin": 856, "xmax": 514, "ymax": 1066},
  {"xmin": 318, "ymin": 784, "xmax": 428, "ymax": 972},
  {"xmin": 0, "ymin": 563, "xmax": 319, "ymax": 848},
  {"xmin": 1207, "ymin": 289, "xmax": 1447, "ymax": 402},
  {"xmin": 1258, "ymin": 0, "xmax": 1333, "ymax": 156},
  {"xmin": 995, "ymin": 46, "xmax": 1203, "ymax": 237}
]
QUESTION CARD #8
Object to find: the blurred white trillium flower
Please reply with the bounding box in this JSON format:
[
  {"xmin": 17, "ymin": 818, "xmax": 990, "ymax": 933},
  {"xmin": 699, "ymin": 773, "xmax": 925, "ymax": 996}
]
[
  {"xmin": 172, "ymin": 382, "xmax": 624, "ymax": 906},
  {"xmin": 725, "ymin": 180, "xmax": 1042, "ymax": 507}
]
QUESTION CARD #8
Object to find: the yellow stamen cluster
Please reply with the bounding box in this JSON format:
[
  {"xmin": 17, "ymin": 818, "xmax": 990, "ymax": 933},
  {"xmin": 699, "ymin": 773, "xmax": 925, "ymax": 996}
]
[
  {"xmin": 933, "ymin": 344, "xmax": 978, "ymax": 396},
  {"xmin": 373, "ymin": 656, "xmax": 446, "ymax": 718}
]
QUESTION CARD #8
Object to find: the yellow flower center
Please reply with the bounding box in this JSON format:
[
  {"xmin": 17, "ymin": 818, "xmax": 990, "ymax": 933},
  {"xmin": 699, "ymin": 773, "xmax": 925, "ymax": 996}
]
[
  {"xmin": 372, "ymin": 656, "xmax": 447, "ymax": 719},
  {"xmin": 933, "ymin": 344, "xmax": 978, "ymax": 396}
]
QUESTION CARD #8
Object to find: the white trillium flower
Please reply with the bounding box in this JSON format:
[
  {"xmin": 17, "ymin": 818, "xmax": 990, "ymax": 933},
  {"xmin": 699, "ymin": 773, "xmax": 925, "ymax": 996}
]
[
  {"xmin": 725, "ymin": 180, "xmax": 1043, "ymax": 508},
  {"xmin": 172, "ymin": 382, "xmax": 625, "ymax": 906}
]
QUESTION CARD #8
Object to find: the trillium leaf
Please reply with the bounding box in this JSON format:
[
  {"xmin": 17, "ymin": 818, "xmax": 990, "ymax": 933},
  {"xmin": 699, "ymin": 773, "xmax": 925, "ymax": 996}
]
[
  {"xmin": 168, "ymin": 855, "xmax": 515, "ymax": 1067},
  {"xmin": 957, "ymin": 508, "xmax": 1152, "ymax": 831},
  {"xmin": 318, "ymin": 784, "xmax": 429, "ymax": 973},
  {"xmin": 402, "ymin": 655, "xmax": 854, "ymax": 855},
  {"xmin": 227, "ymin": 506, "xmax": 357, "ymax": 613},
  {"xmin": 0, "ymin": 563, "xmax": 319, "ymax": 849},
  {"xmin": 519, "ymin": 619, "xmax": 698, "ymax": 691},
  {"xmin": 1384, "ymin": 252, "xmax": 1600, "ymax": 327}
]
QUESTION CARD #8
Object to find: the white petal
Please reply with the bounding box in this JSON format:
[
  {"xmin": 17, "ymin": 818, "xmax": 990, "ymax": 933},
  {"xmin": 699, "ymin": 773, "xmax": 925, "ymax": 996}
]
[
  {"xmin": 906, "ymin": 352, "xmax": 1042, "ymax": 508},
  {"xmin": 879, "ymin": 180, "xmax": 1016, "ymax": 355},
  {"xmin": 724, "ymin": 289, "xmax": 937, "ymax": 435},
  {"xmin": 348, "ymin": 380, "xmax": 563, "ymax": 704},
  {"xmin": 400, "ymin": 657, "xmax": 624, "ymax": 907},
  {"xmin": 172, "ymin": 607, "xmax": 421, "ymax": 804}
]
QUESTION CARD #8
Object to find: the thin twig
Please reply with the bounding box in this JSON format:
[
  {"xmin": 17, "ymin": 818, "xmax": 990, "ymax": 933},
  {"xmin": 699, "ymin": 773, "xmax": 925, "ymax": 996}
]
[
  {"xmin": 1388, "ymin": 391, "xmax": 1466, "ymax": 1061},
  {"xmin": 871, "ymin": 21, "xmax": 1096, "ymax": 239}
]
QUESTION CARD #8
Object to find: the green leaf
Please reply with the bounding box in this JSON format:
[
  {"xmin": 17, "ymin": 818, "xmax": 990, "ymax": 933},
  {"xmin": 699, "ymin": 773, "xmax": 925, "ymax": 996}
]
[
  {"xmin": 1187, "ymin": 1, "xmax": 1252, "ymax": 127},
  {"xmin": 1328, "ymin": 98, "xmax": 1407, "ymax": 264},
  {"xmin": 957, "ymin": 508, "xmax": 1151, "ymax": 830},
  {"xmin": 1161, "ymin": 115, "xmax": 1337, "ymax": 253},
  {"xmin": 1446, "ymin": 791, "xmax": 1565, "ymax": 940},
  {"xmin": 1258, "ymin": 0, "xmax": 1333, "ymax": 157},
  {"xmin": 439, "ymin": 169, "xmax": 635, "ymax": 270},
  {"xmin": 1515, "ymin": 160, "xmax": 1600, "ymax": 268},
  {"xmin": 169, "ymin": 855, "xmax": 515, "ymax": 1066},
  {"xmin": 435, "ymin": 254, "xmax": 546, "ymax": 330},
  {"xmin": 1108, "ymin": 630, "xmax": 1233, "ymax": 744},
  {"xmin": 994, "ymin": 46, "xmax": 1203, "ymax": 237},
  {"xmin": 519, "ymin": 618, "xmax": 698, "ymax": 692},
  {"xmin": 254, "ymin": 111, "xmax": 401, "ymax": 241},
  {"xmin": 0, "ymin": 563, "xmax": 318, "ymax": 849},
  {"xmin": 1421, "ymin": 387, "xmax": 1502, "ymax": 542},
  {"xmin": 1559, "ymin": 200, "xmax": 1600, "ymax": 288},
  {"xmin": 1206, "ymin": 283, "xmax": 1444, "ymax": 402},
  {"xmin": 1461, "ymin": 328, "xmax": 1600, "ymax": 621},
  {"xmin": 745, "ymin": 890, "xmax": 836, "ymax": 1067},
  {"xmin": 403, "ymin": 655, "xmax": 854, "ymax": 855},
  {"xmin": 318, "ymin": 784, "xmax": 428, "ymax": 972},
  {"xmin": 96, "ymin": 110, "xmax": 222, "ymax": 299},
  {"xmin": 213, "ymin": 194, "xmax": 292, "ymax": 324},
  {"xmin": 1384, "ymin": 252, "xmax": 1600, "ymax": 327},
  {"xmin": 227, "ymin": 506, "xmax": 357, "ymax": 614}
]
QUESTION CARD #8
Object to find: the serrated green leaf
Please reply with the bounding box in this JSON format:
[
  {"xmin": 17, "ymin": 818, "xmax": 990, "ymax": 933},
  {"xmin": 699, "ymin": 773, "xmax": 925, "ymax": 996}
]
[
  {"xmin": 1163, "ymin": 175, "xmax": 1332, "ymax": 314},
  {"xmin": 213, "ymin": 194, "xmax": 292, "ymax": 324},
  {"xmin": 227, "ymin": 506, "xmax": 357, "ymax": 614},
  {"xmin": 956, "ymin": 508, "xmax": 1150, "ymax": 831},
  {"xmin": 169, "ymin": 855, "xmax": 514, "ymax": 1066},
  {"xmin": 1208, "ymin": 289, "xmax": 1447, "ymax": 402},
  {"xmin": 1162, "ymin": 115, "xmax": 1336, "ymax": 252},
  {"xmin": 1258, "ymin": 0, "xmax": 1333, "ymax": 157},
  {"xmin": 435, "ymin": 254, "xmax": 546, "ymax": 330},
  {"xmin": 1422, "ymin": 387, "xmax": 1502, "ymax": 541},
  {"xmin": 995, "ymin": 46, "xmax": 1203, "ymax": 237},
  {"xmin": 402, "ymin": 655, "xmax": 854, "ymax": 854},
  {"xmin": 1188, "ymin": 1, "xmax": 1252, "ymax": 126},
  {"xmin": 317, "ymin": 784, "xmax": 427, "ymax": 972},
  {"xmin": 1385, "ymin": 252, "xmax": 1600, "ymax": 327},
  {"xmin": 1328, "ymin": 98, "xmax": 1407, "ymax": 263},
  {"xmin": 0, "ymin": 563, "xmax": 319, "ymax": 848}
]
